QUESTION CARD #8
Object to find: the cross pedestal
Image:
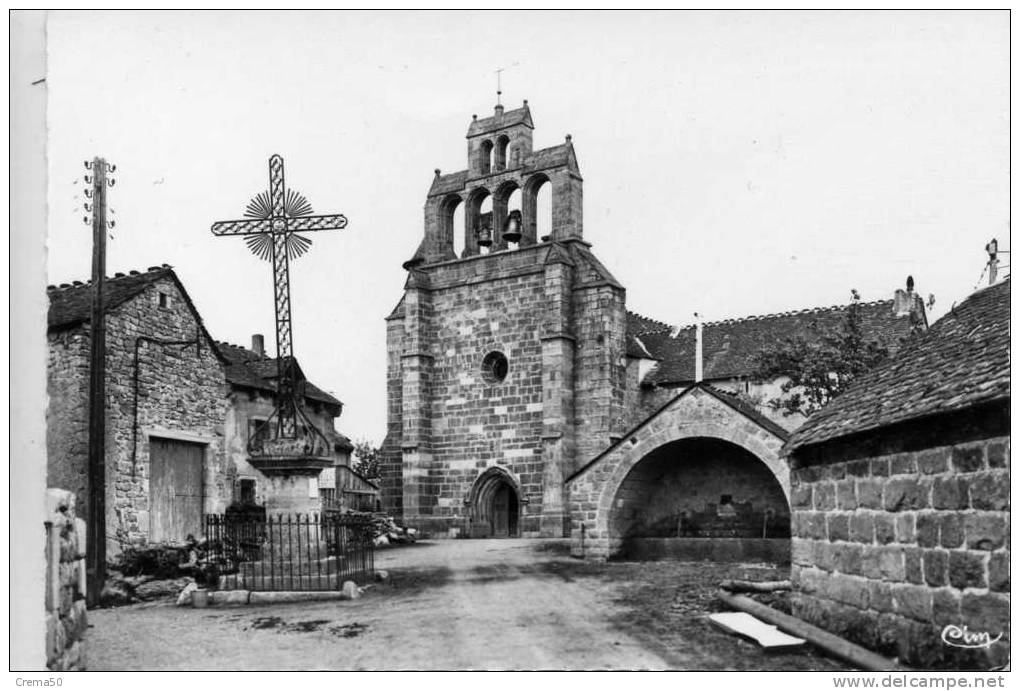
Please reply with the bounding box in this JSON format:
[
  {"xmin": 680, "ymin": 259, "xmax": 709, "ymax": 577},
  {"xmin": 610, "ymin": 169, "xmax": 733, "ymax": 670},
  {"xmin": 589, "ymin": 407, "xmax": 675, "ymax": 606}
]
[{"xmin": 255, "ymin": 461, "xmax": 329, "ymax": 517}]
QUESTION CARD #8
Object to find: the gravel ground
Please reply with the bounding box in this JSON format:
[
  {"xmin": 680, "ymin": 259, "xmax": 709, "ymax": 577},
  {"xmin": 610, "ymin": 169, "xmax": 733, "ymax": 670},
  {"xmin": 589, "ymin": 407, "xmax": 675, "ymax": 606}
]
[{"xmin": 86, "ymin": 539, "xmax": 852, "ymax": 671}]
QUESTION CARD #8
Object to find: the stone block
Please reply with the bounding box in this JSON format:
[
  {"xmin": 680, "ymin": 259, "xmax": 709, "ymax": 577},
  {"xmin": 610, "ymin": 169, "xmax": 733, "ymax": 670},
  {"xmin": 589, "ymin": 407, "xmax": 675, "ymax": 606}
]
[
  {"xmin": 922, "ymin": 549, "xmax": 949, "ymax": 587},
  {"xmin": 915, "ymin": 513, "xmax": 938, "ymax": 548},
  {"xmin": 822, "ymin": 463, "xmax": 847, "ymax": 481},
  {"xmin": 794, "ymin": 567, "xmax": 827, "ymax": 596},
  {"xmin": 891, "ymin": 583, "xmax": 933, "ymax": 621},
  {"xmin": 812, "ymin": 540, "xmax": 836, "ymax": 571},
  {"xmin": 847, "ymin": 460, "xmax": 870, "ymax": 477},
  {"xmin": 968, "ymin": 471, "xmax": 1009, "ymax": 511},
  {"xmin": 208, "ymin": 590, "xmax": 250, "ymax": 606},
  {"xmin": 814, "ymin": 483, "xmax": 836, "ymax": 510},
  {"xmin": 916, "ymin": 448, "xmax": 949, "ymax": 475},
  {"xmin": 832, "ymin": 543, "xmax": 863, "ymax": 575},
  {"xmin": 904, "ymin": 547, "xmax": 923, "ymax": 584},
  {"xmin": 889, "ymin": 453, "xmax": 917, "ymax": 476},
  {"xmin": 985, "ymin": 441, "xmax": 1008, "ymax": 468},
  {"xmin": 894, "ymin": 513, "xmax": 916, "ymax": 543},
  {"xmin": 951, "ymin": 445, "xmax": 985, "ymax": 473},
  {"xmin": 870, "ymin": 458, "xmax": 890, "ymax": 477},
  {"xmin": 868, "ymin": 580, "xmax": 894, "ymax": 613},
  {"xmin": 883, "ymin": 478, "xmax": 928, "ymax": 512},
  {"xmin": 827, "ymin": 573, "xmax": 869, "ymax": 609},
  {"xmin": 828, "ymin": 513, "xmax": 850, "ymax": 542},
  {"xmin": 932, "ymin": 587, "xmax": 961, "ymax": 626},
  {"xmin": 873, "ymin": 513, "xmax": 896, "ymax": 544},
  {"xmin": 939, "ymin": 513, "xmax": 965, "ymax": 549},
  {"xmin": 964, "ymin": 513, "xmax": 1006, "ymax": 551},
  {"xmin": 835, "ymin": 480, "xmax": 857, "ymax": 510},
  {"xmin": 931, "ymin": 477, "xmax": 968, "ymax": 510},
  {"xmin": 988, "ymin": 552, "xmax": 1009, "ymax": 592},
  {"xmin": 856, "ymin": 479, "xmax": 883, "ymax": 509},
  {"xmin": 948, "ymin": 550, "xmax": 987, "ymax": 589},
  {"xmin": 849, "ymin": 512, "xmax": 874, "ymax": 543}
]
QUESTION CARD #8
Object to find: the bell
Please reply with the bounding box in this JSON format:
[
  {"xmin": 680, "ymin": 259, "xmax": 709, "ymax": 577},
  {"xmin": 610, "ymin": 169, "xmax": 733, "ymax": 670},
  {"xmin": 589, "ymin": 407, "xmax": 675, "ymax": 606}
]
[
  {"xmin": 475, "ymin": 222, "xmax": 493, "ymax": 247},
  {"xmin": 502, "ymin": 210, "xmax": 523, "ymax": 244}
]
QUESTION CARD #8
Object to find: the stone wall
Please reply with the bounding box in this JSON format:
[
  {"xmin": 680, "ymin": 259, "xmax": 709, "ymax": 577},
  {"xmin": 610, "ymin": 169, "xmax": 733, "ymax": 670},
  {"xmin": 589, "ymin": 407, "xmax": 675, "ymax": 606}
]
[
  {"xmin": 45, "ymin": 488, "xmax": 87, "ymax": 671},
  {"xmin": 46, "ymin": 330, "xmax": 90, "ymax": 525},
  {"xmin": 47, "ymin": 276, "xmax": 230, "ymax": 551},
  {"xmin": 789, "ymin": 433, "xmax": 1010, "ymax": 669}
]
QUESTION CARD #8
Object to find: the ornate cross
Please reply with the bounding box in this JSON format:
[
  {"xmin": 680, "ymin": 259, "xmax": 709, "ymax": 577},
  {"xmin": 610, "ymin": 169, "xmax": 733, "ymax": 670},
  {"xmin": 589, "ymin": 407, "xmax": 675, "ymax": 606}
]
[{"xmin": 211, "ymin": 154, "xmax": 347, "ymax": 441}]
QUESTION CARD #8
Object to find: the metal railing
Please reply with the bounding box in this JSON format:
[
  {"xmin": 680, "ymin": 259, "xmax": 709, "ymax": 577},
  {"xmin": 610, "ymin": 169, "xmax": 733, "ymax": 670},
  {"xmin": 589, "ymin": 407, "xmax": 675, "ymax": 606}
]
[{"xmin": 204, "ymin": 513, "xmax": 374, "ymax": 591}]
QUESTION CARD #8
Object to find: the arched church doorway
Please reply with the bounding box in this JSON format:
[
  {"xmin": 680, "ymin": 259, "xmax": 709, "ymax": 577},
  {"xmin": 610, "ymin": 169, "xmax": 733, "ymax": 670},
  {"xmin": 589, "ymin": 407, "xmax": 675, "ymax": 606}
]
[
  {"xmin": 609, "ymin": 437, "xmax": 790, "ymax": 561},
  {"xmin": 468, "ymin": 467, "xmax": 521, "ymax": 538}
]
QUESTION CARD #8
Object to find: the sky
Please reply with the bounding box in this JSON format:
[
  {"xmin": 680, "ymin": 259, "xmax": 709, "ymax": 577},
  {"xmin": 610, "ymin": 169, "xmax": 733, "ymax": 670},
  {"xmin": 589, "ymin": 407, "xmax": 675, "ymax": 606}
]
[{"xmin": 44, "ymin": 10, "xmax": 1009, "ymax": 445}]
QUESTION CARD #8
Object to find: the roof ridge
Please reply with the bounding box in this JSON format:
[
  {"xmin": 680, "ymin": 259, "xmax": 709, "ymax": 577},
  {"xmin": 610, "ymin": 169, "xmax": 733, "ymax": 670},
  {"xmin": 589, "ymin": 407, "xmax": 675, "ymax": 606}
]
[
  {"xmin": 47, "ymin": 264, "xmax": 173, "ymax": 292},
  {"xmin": 670, "ymin": 299, "xmax": 894, "ymax": 331},
  {"xmin": 626, "ymin": 310, "xmax": 674, "ymax": 332}
]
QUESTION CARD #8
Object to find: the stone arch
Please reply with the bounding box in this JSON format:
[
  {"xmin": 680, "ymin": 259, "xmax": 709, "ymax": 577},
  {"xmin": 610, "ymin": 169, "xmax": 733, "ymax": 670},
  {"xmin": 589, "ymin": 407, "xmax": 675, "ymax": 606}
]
[
  {"xmin": 522, "ymin": 173, "xmax": 551, "ymax": 244},
  {"xmin": 467, "ymin": 465, "xmax": 523, "ymax": 538},
  {"xmin": 608, "ymin": 437, "xmax": 791, "ymax": 555},
  {"xmin": 437, "ymin": 193, "xmax": 464, "ymax": 258},
  {"xmin": 492, "ymin": 180, "xmax": 521, "ymax": 249},
  {"xmin": 494, "ymin": 134, "xmax": 510, "ymax": 171},
  {"xmin": 566, "ymin": 387, "xmax": 790, "ymax": 559},
  {"xmin": 479, "ymin": 139, "xmax": 494, "ymax": 174},
  {"xmin": 465, "ymin": 186, "xmax": 492, "ymax": 255}
]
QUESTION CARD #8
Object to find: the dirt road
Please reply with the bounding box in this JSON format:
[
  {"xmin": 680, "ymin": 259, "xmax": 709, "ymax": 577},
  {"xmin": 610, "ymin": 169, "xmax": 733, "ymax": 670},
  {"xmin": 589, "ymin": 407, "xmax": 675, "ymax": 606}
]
[{"xmin": 87, "ymin": 539, "xmax": 849, "ymax": 671}]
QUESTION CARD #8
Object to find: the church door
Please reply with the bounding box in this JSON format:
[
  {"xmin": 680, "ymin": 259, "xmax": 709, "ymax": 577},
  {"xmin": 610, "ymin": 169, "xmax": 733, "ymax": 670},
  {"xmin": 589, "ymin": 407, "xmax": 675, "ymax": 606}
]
[
  {"xmin": 490, "ymin": 483, "xmax": 520, "ymax": 538},
  {"xmin": 150, "ymin": 437, "xmax": 204, "ymax": 542}
]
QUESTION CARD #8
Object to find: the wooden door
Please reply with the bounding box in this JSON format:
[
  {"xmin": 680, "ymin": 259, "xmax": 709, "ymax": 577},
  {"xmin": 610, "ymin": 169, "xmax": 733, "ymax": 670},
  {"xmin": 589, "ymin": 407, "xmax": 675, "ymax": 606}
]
[
  {"xmin": 491, "ymin": 484, "xmax": 510, "ymax": 537},
  {"xmin": 150, "ymin": 437, "xmax": 204, "ymax": 543}
]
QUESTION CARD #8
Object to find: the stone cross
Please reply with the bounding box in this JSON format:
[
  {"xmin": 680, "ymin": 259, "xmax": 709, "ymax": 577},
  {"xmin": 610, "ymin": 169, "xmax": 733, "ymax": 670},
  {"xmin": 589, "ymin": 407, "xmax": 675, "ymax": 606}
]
[{"xmin": 211, "ymin": 154, "xmax": 347, "ymax": 439}]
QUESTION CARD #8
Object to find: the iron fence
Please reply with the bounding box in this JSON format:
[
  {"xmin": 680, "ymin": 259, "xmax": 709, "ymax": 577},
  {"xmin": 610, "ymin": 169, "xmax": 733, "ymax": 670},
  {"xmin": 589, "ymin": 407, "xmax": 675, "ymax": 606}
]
[{"xmin": 203, "ymin": 512, "xmax": 374, "ymax": 591}]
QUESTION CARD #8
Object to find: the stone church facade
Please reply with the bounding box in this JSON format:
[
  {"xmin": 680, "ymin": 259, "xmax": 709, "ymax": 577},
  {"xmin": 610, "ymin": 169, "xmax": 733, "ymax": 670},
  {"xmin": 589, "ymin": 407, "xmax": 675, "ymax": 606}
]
[{"xmin": 380, "ymin": 102, "xmax": 923, "ymax": 547}]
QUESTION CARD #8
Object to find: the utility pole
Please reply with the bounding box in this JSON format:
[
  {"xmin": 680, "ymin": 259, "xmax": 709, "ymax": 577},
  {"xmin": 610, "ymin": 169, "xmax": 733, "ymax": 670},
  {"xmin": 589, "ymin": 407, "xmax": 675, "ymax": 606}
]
[{"xmin": 84, "ymin": 157, "xmax": 113, "ymax": 606}]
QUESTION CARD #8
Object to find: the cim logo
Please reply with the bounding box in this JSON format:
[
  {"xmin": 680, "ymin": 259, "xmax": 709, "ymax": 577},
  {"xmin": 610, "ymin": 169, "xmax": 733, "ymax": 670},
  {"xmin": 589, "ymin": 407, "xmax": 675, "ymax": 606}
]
[{"xmin": 941, "ymin": 624, "xmax": 1003, "ymax": 649}]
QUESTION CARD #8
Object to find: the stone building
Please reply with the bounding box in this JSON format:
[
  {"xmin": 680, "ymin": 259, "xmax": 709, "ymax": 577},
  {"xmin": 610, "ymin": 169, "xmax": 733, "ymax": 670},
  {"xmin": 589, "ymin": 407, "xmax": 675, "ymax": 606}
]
[
  {"xmin": 782, "ymin": 279, "xmax": 1009, "ymax": 669},
  {"xmin": 47, "ymin": 265, "xmax": 347, "ymax": 552},
  {"xmin": 380, "ymin": 101, "xmax": 923, "ymax": 549}
]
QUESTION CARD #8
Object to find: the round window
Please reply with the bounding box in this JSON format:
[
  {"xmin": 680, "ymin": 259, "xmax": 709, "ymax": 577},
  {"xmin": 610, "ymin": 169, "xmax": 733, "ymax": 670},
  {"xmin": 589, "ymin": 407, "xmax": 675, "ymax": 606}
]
[{"xmin": 481, "ymin": 351, "xmax": 509, "ymax": 384}]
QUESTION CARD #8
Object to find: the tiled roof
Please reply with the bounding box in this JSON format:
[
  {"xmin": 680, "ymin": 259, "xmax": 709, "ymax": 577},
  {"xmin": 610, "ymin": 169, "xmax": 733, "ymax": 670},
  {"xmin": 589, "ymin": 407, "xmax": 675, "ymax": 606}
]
[
  {"xmin": 49, "ymin": 265, "xmax": 173, "ymax": 330},
  {"xmin": 628, "ymin": 299, "xmax": 920, "ymax": 385},
  {"xmin": 47, "ymin": 265, "xmax": 227, "ymax": 363},
  {"xmin": 627, "ymin": 310, "xmax": 673, "ymax": 336},
  {"xmin": 216, "ymin": 340, "xmax": 341, "ymax": 408},
  {"xmin": 785, "ymin": 279, "xmax": 1010, "ymax": 453}
]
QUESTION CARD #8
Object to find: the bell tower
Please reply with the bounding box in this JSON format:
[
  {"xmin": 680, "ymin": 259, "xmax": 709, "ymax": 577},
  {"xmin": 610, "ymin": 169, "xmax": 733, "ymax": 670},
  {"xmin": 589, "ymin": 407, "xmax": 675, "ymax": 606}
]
[
  {"xmin": 406, "ymin": 100, "xmax": 584, "ymax": 267},
  {"xmin": 380, "ymin": 101, "xmax": 626, "ymax": 540}
]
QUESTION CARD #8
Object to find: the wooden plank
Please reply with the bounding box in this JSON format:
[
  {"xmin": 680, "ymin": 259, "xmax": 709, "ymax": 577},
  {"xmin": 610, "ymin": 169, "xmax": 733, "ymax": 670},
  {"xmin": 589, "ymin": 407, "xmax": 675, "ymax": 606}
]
[
  {"xmin": 708, "ymin": 612, "xmax": 806, "ymax": 651},
  {"xmin": 150, "ymin": 438, "xmax": 204, "ymax": 542},
  {"xmin": 716, "ymin": 590, "xmax": 904, "ymax": 671}
]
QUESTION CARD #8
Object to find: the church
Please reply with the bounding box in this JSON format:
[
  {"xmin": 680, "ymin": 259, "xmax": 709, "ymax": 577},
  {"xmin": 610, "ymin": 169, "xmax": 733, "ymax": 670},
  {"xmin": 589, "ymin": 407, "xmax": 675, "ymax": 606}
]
[{"xmin": 379, "ymin": 101, "xmax": 924, "ymax": 559}]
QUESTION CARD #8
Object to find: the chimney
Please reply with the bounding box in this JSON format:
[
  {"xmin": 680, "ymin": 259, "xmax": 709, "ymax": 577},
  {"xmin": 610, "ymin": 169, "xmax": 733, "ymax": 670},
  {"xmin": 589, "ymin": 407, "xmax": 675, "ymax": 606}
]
[
  {"xmin": 694, "ymin": 313, "xmax": 704, "ymax": 383},
  {"xmin": 251, "ymin": 334, "xmax": 265, "ymax": 357},
  {"xmin": 892, "ymin": 276, "xmax": 917, "ymax": 317}
]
